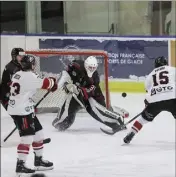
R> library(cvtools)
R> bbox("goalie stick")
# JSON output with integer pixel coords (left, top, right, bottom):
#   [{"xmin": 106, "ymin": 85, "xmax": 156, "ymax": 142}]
[{"xmin": 100, "ymin": 110, "xmax": 143, "ymax": 135}]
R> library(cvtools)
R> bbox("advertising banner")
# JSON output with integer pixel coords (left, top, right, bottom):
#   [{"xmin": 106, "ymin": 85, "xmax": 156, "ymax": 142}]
[{"xmin": 39, "ymin": 38, "xmax": 168, "ymax": 80}]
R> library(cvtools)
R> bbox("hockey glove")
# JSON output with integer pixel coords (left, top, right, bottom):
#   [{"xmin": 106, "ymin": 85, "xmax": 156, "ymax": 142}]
[
  {"xmin": 63, "ymin": 82, "xmax": 80, "ymax": 95},
  {"xmin": 49, "ymin": 77, "xmax": 58, "ymax": 92}
]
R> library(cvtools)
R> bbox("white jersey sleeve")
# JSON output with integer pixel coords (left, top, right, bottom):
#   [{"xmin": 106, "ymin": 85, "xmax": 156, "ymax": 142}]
[
  {"xmin": 145, "ymin": 66, "xmax": 176, "ymax": 103},
  {"xmin": 7, "ymin": 71, "xmax": 55, "ymax": 115},
  {"xmin": 145, "ymin": 73, "xmax": 152, "ymax": 92}
]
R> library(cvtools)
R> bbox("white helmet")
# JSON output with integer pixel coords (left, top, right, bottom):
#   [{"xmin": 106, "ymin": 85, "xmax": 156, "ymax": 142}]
[{"xmin": 84, "ymin": 56, "xmax": 98, "ymax": 77}]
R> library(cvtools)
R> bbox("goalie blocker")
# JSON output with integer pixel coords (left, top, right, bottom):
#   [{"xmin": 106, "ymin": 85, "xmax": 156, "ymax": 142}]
[{"xmin": 52, "ymin": 57, "xmax": 128, "ymax": 132}]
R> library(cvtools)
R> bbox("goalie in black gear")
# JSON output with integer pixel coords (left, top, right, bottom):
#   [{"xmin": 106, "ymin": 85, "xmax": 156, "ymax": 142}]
[{"xmin": 52, "ymin": 56, "xmax": 128, "ymax": 132}]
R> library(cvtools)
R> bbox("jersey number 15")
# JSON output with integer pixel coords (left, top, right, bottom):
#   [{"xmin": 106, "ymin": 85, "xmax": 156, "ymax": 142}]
[{"xmin": 152, "ymin": 71, "xmax": 169, "ymax": 87}]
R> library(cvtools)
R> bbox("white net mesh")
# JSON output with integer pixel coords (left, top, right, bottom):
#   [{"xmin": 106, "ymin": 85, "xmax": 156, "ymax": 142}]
[{"xmin": 25, "ymin": 49, "xmax": 109, "ymax": 113}]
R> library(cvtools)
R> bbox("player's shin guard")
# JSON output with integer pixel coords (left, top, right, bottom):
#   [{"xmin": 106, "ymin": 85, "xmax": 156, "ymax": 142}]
[
  {"xmin": 33, "ymin": 130, "xmax": 44, "ymax": 157},
  {"xmin": 16, "ymin": 136, "xmax": 35, "ymax": 174},
  {"xmin": 17, "ymin": 135, "xmax": 33, "ymax": 161},
  {"xmin": 123, "ymin": 115, "xmax": 149, "ymax": 144},
  {"xmin": 17, "ymin": 144, "xmax": 30, "ymax": 162},
  {"xmin": 32, "ymin": 141, "xmax": 44, "ymax": 157}
]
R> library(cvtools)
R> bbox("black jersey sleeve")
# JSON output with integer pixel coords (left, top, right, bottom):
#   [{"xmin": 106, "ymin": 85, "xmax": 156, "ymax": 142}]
[
  {"xmin": 1, "ymin": 61, "xmax": 21, "ymax": 102},
  {"xmin": 66, "ymin": 60, "xmax": 85, "ymax": 84},
  {"xmin": 1, "ymin": 67, "xmax": 12, "ymax": 99}
]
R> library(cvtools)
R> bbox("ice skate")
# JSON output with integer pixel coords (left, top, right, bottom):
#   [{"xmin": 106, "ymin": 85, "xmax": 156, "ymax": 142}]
[
  {"xmin": 123, "ymin": 132, "xmax": 135, "ymax": 144},
  {"xmin": 16, "ymin": 159, "xmax": 35, "ymax": 176},
  {"xmin": 34, "ymin": 154, "xmax": 53, "ymax": 171}
]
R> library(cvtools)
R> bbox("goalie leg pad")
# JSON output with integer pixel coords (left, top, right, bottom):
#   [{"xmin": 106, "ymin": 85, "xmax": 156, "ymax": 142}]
[
  {"xmin": 112, "ymin": 106, "xmax": 129, "ymax": 118},
  {"xmin": 88, "ymin": 97, "xmax": 120, "ymax": 123},
  {"xmin": 52, "ymin": 95, "xmax": 81, "ymax": 131},
  {"xmin": 56, "ymin": 94, "xmax": 73, "ymax": 123},
  {"xmin": 53, "ymin": 115, "xmax": 76, "ymax": 131}
]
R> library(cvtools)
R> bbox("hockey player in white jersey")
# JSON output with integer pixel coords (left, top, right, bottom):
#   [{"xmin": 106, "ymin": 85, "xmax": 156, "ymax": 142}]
[
  {"xmin": 7, "ymin": 55, "xmax": 58, "ymax": 175},
  {"xmin": 123, "ymin": 56, "xmax": 176, "ymax": 144}
]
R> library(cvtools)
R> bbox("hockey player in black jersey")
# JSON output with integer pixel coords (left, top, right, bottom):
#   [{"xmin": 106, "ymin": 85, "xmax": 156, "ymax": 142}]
[
  {"xmin": 52, "ymin": 56, "xmax": 127, "ymax": 132},
  {"xmin": 0, "ymin": 47, "xmax": 24, "ymax": 109}
]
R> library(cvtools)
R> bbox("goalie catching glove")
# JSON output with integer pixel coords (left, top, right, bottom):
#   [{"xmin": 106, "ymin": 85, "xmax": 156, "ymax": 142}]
[
  {"xmin": 63, "ymin": 82, "xmax": 80, "ymax": 95},
  {"xmin": 63, "ymin": 82, "xmax": 96, "ymax": 101}
]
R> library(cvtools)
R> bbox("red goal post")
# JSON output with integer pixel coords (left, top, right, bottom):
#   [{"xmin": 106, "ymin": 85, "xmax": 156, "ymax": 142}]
[{"xmin": 25, "ymin": 49, "xmax": 110, "ymax": 112}]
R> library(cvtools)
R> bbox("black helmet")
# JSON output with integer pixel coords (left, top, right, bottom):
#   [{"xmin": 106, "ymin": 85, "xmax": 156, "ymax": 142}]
[
  {"xmin": 155, "ymin": 56, "xmax": 168, "ymax": 68},
  {"xmin": 11, "ymin": 48, "xmax": 24, "ymax": 61},
  {"xmin": 20, "ymin": 55, "xmax": 36, "ymax": 71}
]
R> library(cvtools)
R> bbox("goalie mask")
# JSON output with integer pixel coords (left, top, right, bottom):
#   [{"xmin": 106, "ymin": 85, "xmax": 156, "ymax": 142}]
[{"xmin": 84, "ymin": 56, "xmax": 98, "ymax": 78}]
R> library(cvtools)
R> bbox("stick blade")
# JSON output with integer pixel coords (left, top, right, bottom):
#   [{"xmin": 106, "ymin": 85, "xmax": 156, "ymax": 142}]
[
  {"xmin": 43, "ymin": 138, "xmax": 51, "ymax": 144},
  {"xmin": 100, "ymin": 128, "xmax": 117, "ymax": 135},
  {"xmin": 100, "ymin": 126, "xmax": 125, "ymax": 135}
]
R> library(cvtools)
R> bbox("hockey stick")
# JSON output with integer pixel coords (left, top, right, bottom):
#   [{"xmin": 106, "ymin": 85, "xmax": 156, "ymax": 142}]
[
  {"xmin": 3, "ymin": 127, "xmax": 17, "ymax": 142},
  {"xmin": 100, "ymin": 111, "xmax": 143, "ymax": 135},
  {"xmin": 72, "ymin": 93, "xmax": 85, "ymax": 108},
  {"xmin": 3, "ymin": 89, "xmax": 53, "ymax": 142}
]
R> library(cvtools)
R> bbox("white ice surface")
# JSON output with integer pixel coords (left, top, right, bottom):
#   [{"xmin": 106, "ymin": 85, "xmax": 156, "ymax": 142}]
[{"xmin": 1, "ymin": 93, "xmax": 175, "ymax": 177}]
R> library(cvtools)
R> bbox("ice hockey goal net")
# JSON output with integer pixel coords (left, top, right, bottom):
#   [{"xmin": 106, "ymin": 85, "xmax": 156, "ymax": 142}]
[{"xmin": 25, "ymin": 49, "xmax": 110, "ymax": 113}]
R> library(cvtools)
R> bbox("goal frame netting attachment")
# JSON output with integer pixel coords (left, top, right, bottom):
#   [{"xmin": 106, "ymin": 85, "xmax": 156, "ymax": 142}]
[{"xmin": 25, "ymin": 49, "xmax": 110, "ymax": 111}]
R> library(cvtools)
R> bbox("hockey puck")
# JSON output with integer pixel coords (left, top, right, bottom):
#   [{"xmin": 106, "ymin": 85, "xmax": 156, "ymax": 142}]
[
  {"xmin": 43, "ymin": 138, "xmax": 51, "ymax": 144},
  {"xmin": 122, "ymin": 92, "xmax": 127, "ymax": 97}
]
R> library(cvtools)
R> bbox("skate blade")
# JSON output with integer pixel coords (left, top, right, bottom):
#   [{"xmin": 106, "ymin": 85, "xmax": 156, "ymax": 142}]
[
  {"xmin": 35, "ymin": 166, "xmax": 54, "ymax": 171},
  {"xmin": 121, "ymin": 143, "xmax": 130, "ymax": 146}
]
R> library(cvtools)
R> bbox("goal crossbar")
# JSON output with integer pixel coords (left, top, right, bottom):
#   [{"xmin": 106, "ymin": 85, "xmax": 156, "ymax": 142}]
[{"xmin": 25, "ymin": 49, "xmax": 110, "ymax": 108}]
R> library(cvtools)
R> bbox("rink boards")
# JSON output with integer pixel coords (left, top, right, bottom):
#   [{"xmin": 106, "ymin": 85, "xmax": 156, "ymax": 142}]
[{"xmin": 1, "ymin": 35, "xmax": 175, "ymax": 93}]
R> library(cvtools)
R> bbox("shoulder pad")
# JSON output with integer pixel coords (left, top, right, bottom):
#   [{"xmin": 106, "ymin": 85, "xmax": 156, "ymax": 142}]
[{"xmin": 69, "ymin": 61, "xmax": 81, "ymax": 69}]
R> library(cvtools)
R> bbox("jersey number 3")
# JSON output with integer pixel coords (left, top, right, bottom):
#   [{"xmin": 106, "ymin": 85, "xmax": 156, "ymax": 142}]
[
  {"xmin": 152, "ymin": 71, "xmax": 169, "ymax": 86},
  {"xmin": 11, "ymin": 83, "xmax": 21, "ymax": 96}
]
